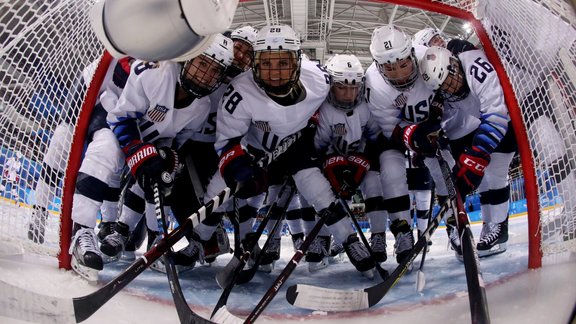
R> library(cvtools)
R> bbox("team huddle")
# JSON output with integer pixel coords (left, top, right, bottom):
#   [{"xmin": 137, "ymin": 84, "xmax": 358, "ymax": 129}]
[{"xmin": 28, "ymin": 23, "xmax": 516, "ymax": 284}]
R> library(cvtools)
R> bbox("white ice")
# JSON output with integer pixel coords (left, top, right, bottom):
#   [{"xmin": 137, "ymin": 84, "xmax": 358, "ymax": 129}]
[{"xmin": 0, "ymin": 215, "xmax": 575, "ymax": 324}]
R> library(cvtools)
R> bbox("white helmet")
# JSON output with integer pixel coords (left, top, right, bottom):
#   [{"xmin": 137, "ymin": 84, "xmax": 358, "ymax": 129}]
[
  {"xmin": 231, "ymin": 26, "xmax": 259, "ymax": 46},
  {"xmin": 227, "ymin": 26, "xmax": 259, "ymax": 77},
  {"xmin": 413, "ymin": 28, "xmax": 442, "ymax": 47},
  {"xmin": 252, "ymin": 25, "xmax": 302, "ymax": 96},
  {"xmin": 180, "ymin": 34, "xmax": 234, "ymax": 97},
  {"xmin": 253, "ymin": 25, "xmax": 301, "ymax": 52},
  {"xmin": 90, "ymin": 0, "xmax": 238, "ymax": 62},
  {"xmin": 369, "ymin": 25, "xmax": 418, "ymax": 91},
  {"xmin": 419, "ymin": 46, "xmax": 454, "ymax": 91},
  {"xmin": 326, "ymin": 54, "xmax": 365, "ymax": 112},
  {"xmin": 420, "ymin": 46, "xmax": 469, "ymax": 101}
]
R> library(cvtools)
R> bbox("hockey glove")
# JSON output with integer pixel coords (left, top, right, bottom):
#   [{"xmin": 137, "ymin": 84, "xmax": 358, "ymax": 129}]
[
  {"xmin": 124, "ymin": 142, "xmax": 178, "ymax": 199},
  {"xmin": 323, "ymin": 154, "xmax": 369, "ymax": 200},
  {"xmin": 454, "ymin": 146, "xmax": 490, "ymax": 197},
  {"xmin": 219, "ymin": 144, "xmax": 268, "ymax": 199},
  {"xmin": 399, "ymin": 122, "xmax": 442, "ymax": 157}
]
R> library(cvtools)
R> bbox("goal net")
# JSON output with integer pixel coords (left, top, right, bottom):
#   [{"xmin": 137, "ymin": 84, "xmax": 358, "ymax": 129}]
[{"xmin": 0, "ymin": 0, "xmax": 574, "ymax": 270}]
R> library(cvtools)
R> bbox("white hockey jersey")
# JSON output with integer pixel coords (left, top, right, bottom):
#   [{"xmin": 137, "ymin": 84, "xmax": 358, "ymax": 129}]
[
  {"xmin": 441, "ymin": 49, "xmax": 510, "ymax": 146},
  {"xmin": 314, "ymin": 100, "xmax": 380, "ymax": 156},
  {"xmin": 215, "ymin": 59, "xmax": 330, "ymax": 155},
  {"xmin": 107, "ymin": 60, "xmax": 211, "ymax": 147},
  {"xmin": 365, "ymin": 45, "xmax": 436, "ymax": 139}
]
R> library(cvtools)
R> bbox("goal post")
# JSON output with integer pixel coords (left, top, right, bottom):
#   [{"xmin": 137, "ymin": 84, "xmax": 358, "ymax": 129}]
[{"xmin": 0, "ymin": 0, "xmax": 574, "ymax": 272}]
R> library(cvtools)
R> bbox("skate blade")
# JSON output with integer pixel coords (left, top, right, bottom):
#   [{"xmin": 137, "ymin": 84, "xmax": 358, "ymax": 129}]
[
  {"xmin": 120, "ymin": 251, "xmax": 136, "ymax": 262},
  {"xmin": 258, "ymin": 262, "xmax": 275, "ymax": 273},
  {"xmin": 478, "ymin": 242, "xmax": 507, "ymax": 258},
  {"xmin": 71, "ymin": 258, "xmax": 99, "ymax": 283},
  {"xmin": 308, "ymin": 259, "xmax": 329, "ymax": 273},
  {"xmin": 361, "ymin": 268, "xmax": 375, "ymax": 280},
  {"xmin": 102, "ymin": 254, "xmax": 119, "ymax": 264}
]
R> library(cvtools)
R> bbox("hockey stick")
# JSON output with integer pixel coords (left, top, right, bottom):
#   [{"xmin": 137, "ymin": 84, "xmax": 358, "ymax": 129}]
[
  {"xmin": 210, "ymin": 181, "xmax": 295, "ymax": 321},
  {"xmin": 435, "ymin": 146, "xmax": 490, "ymax": 324},
  {"xmin": 284, "ymin": 195, "xmax": 452, "ymax": 312},
  {"xmin": 153, "ymin": 183, "xmax": 215, "ymax": 324},
  {"xmin": 338, "ymin": 198, "xmax": 389, "ymax": 280},
  {"xmin": 215, "ymin": 178, "xmax": 294, "ymax": 289},
  {"xmin": 416, "ymin": 186, "xmax": 435, "ymax": 293},
  {"xmin": 212, "ymin": 198, "xmax": 342, "ymax": 324},
  {"xmin": 0, "ymin": 187, "xmax": 232, "ymax": 323},
  {"xmin": 234, "ymin": 188, "xmax": 294, "ymax": 284}
]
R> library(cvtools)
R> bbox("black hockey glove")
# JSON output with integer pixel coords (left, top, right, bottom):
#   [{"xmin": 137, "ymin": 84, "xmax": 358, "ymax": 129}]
[
  {"xmin": 219, "ymin": 143, "xmax": 268, "ymax": 199},
  {"xmin": 124, "ymin": 142, "xmax": 178, "ymax": 199},
  {"xmin": 395, "ymin": 121, "xmax": 443, "ymax": 157},
  {"xmin": 323, "ymin": 154, "xmax": 370, "ymax": 200}
]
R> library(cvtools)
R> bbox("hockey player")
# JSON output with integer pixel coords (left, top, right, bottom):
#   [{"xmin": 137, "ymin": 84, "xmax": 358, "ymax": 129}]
[
  {"xmin": 314, "ymin": 54, "xmax": 388, "ymax": 268},
  {"xmin": 27, "ymin": 57, "xmax": 132, "ymax": 255},
  {"xmin": 413, "ymin": 27, "xmax": 446, "ymax": 48},
  {"xmin": 418, "ymin": 46, "xmax": 517, "ymax": 257},
  {"xmin": 97, "ymin": 35, "xmax": 234, "ymax": 274},
  {"xmin": 215, "ymin": 25, "xmax": 375, "ymax": 278},
  {"xmin": 1, "ymin": 150, "xmax": 23, "ymax": 203},
  {"xmin": 168, "ymin": 26, "xmax": 262, "ymax": 268},
  {"xmin": 364, "ymin": 24, "xmax": 441, "ymax": 264}
]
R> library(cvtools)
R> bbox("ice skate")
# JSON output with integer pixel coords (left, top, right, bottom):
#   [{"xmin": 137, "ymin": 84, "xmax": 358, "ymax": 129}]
[
  {"xmin": 69, "ymin": 226, "xmax": 103, "ymax": 283},
  {"xmin": 99, "ymin": 222, "xmax": 129, "ymax": 258},
  {"xmin": 306, "ymin": 235, "xmax": 329, "ymax": 272},
  {"xmin": 97, "ymin": 221, "xmax": 115, "ymax": 242},
  {"xmin": 390, "ymin": 219, "xmax": 415, "ymax": 265},
  {"xmin": 369, "ymin": 232, "xmax": 387, "ymax": 263},
  {"xmin": 27, "ymin": 205, "xmax": 48, "ymax": 244},
  {"xmin": 477, "ymin": 219, "xmax": 508, "ymax": 257},
  {"xmin": 343, "ymin": 234, "xmax": 375, "ymax": 279},
  {"xmin": 259, "ymin": 237, "xmax": 280, "ymax": 273},
  {"xmin": 445, "ymin": 215, "xmax": 463, "ymax": 261}
]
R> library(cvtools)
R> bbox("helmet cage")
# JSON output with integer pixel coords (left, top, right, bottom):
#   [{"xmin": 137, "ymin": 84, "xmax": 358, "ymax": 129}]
[
  {"xmin": 227, "ymin": 38, "xmax": 254, "ymax": 78},
  {"xmin": 440, "ymin": 57, "xmax": 470, "ymax": 102},
  {"xmin": 328, "ymin": 81, "xmax": 365, "ymax": 112},
  {"xmin": 252, "ymin": 49, "xmax": 302, "ymax": 96},
  {"xmin": 375, "ymin": 49, "xmax": 419, "ymax": 91},
  {"xmin": 180, "ymin": 54, "xmax": 227, "ymax": 97}
]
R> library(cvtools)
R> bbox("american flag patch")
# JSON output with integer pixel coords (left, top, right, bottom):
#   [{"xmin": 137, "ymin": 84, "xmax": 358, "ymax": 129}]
[
  {"xmin": 332, "ymin": 123, "xmax": 347, "ymax": 136},
  {"xmin": 254, "ymin": 120, "xmax": 271, "ymax": 132},
  {"xmin": 147, "ymin": 105, "xmax": 168, "ymax": 122},
  {"xmin": 394, "ymin": 94, "xmax": 408, "ymax": 108}
]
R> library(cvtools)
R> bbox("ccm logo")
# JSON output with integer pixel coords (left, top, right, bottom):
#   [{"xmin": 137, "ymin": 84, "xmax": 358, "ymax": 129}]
[{"xmin": 462, "ymin": 157, "xmax": 486, "ymax": 173}]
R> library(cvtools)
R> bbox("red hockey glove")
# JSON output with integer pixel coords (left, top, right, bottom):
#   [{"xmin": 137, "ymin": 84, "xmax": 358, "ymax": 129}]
[
  {"xmin": 454, "ymin": 146, "xmax": 490, "ymax": 197},
  {"xmin": 323, "ymin": 154, "xmax": 369, "ymax": 200},
  {"xmin": 400, "ymin": 122, "xmax": 442, "ymax": 157},
  {"xmin": 124, "ymin": 142, "xmax": 177, "ymax": 198},
  {"xmin": 219, "ymin": 144, "xmax": 267, "ymax": 199}
]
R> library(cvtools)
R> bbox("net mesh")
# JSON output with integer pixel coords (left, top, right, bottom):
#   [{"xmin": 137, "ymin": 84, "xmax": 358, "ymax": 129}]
[
  {"xmin": 0, "ymin": 0, "xmax": 574, "ymax": 268},
  {"xmin": 0, "ymin": 0, "xmax": 103, "ymax": 258}
]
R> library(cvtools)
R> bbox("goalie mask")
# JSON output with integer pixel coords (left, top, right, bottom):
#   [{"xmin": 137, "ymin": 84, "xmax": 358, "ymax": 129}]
[
  {"xmin": 326, "ymin": 54, "xmax": 365, "ymax": 112},
  {"xmin": 370, "ymin": 25, "xmax": 418, "ymax": 91},
  {"xmin": 419, "ymin": 46, "xmax": 470, "ymax": 102},
  {"xmin": 180, "ymin": 34, "xmax": 234, "ymax": 98},
  {"xmin": 252, "ymin": 25, "xmax": 302, "ymax": 97},
  {"xmin": 228, "ymin": 26, "xmax": 259, "ymax": 78}
]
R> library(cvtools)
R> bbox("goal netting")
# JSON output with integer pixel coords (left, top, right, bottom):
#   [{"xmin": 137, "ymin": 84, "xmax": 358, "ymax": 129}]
[{"xmin": 0, "ymin": 0, "xmax": 574, "ymax": 270}]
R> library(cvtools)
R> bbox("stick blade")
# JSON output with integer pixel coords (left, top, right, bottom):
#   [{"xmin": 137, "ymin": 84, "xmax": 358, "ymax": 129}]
[
  {"xmin": 215, "ymin": 257, "xmax": 241, "ymax": 289},
  {"xmin": 416, "ymin": 270, "xmax": 426, "ymax": 293},
  {"xmin": 0, "ymin": 280, "xmax": 75, "ymax": 323}
]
